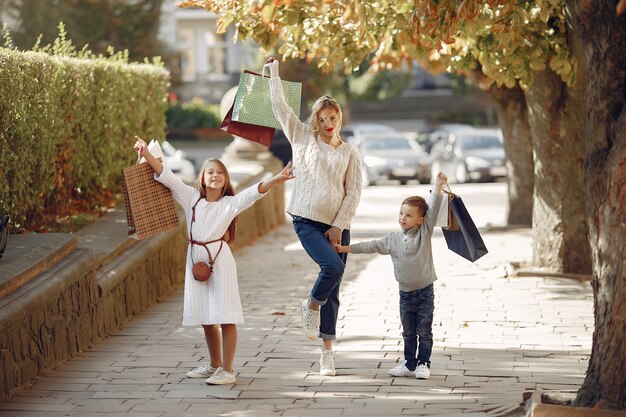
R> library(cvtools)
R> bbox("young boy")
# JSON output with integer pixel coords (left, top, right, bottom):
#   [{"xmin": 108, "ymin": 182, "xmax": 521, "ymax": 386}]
[{"xmin": 334, "ymin": 172, "xmax": 447, "ymax": 379}]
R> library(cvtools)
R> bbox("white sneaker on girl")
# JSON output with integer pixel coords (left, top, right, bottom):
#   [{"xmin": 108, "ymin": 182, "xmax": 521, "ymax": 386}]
[
  {"xmin": 186, "ymin": 362, "xmax": 218, "ymax": 378},
  {"xmin": 205, "ymin": 367, "xmax": 236, "ymax": 385}
]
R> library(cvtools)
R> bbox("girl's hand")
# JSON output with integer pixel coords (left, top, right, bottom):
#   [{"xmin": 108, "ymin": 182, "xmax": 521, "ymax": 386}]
[
  {"xmin": 273, "ymin": 161, "xmax": 295, "ymax": 184},
  {"xmin": 258, "ymin": 162, "xmax": 295, "ymax": 193},
  {"xmin": 263, "ymin": 57, "xmax": 279, "ymax": 78},
  {"xmin": 133, "ymin": 136, "xmax": 147, "ymax": 156}
]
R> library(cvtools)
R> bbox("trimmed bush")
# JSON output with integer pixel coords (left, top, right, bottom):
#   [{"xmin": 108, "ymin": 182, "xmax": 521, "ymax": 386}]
[
  {"xmin": 166, "ymin": 99, "xmax": 221, "ymax": 129},
  {"xmin": 0, "ymin": 29, "xmax": 170, "ymax": 232}
]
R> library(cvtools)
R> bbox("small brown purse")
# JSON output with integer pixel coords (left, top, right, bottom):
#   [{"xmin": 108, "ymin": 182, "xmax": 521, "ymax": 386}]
[{"xmin": 189, "ymin": 197, "xmax": 224, "ymax": 282}]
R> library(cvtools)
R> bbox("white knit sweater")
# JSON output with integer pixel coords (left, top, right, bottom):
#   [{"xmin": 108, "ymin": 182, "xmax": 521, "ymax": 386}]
[{"xmin": 269, "ymin": 77, "xmax": 362, "ymax": 230}]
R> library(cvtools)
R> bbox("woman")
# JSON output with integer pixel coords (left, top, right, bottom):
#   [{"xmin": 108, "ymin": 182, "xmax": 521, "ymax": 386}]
[{"xmin": 265, "ymin": 57, "xmax": 362, "ymax": 376}]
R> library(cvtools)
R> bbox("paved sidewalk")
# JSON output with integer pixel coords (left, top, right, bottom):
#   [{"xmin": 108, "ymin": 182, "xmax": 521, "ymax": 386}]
[{"xmin": 0, "ymin": 184, "xmax": 593, "ymax": 417}]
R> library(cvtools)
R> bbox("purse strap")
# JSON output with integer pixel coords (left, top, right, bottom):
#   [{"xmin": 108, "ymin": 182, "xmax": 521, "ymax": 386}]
[{"xmin": 189, "ymin": 196, "xmax": 224, "ymax": 267}]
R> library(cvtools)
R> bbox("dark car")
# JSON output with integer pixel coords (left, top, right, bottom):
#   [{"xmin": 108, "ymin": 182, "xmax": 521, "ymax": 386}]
[
  {"xmin": 358, "ymin": 133, "xmax": 431, "ymax": 186},
  {"xmin": 429, "ymin": 128, "xmax": 506, "ymax": 183},
  {"xmin": 269, "ymin": 130, "xmax": 292, "ymax": 166}
]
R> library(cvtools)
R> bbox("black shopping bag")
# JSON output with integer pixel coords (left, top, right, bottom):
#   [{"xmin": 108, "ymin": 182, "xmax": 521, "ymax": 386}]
[{"xmin": 442, "ymin": 193, "xmax": 488, "ymax": 262}]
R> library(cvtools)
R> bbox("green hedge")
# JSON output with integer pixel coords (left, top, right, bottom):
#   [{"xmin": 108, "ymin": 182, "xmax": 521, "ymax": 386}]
[
  {"xmin": 0, "ymin": 46, "xmax": 170, "ymax": 231},
  {"xmin": 166, "ymin": 99, "xmax": 221, "ymax": 129}
]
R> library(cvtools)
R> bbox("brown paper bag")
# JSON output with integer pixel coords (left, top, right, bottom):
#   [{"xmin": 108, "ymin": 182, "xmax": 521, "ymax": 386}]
[{"xmin": 121, "ymin": 158, "xmax": 179, "ymax": 239}]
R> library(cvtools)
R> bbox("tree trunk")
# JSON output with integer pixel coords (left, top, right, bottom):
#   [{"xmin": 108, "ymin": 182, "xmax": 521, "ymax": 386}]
[
  {"xmin": 525, "ymin": 67, "xmax": 591, "ymax": 274},
  {"xmin": 487, "ymin": 84, "xmax": 533, "ymax": 226},
  {"xmin": 567, "ymin": 0, "xmax": 626, "ymax": 409}
]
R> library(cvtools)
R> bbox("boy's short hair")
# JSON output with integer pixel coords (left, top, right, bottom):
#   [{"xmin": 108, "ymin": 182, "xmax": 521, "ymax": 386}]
[{"xmin": 402, "ymin": 196, "xmax": 428, "ymax": 217}]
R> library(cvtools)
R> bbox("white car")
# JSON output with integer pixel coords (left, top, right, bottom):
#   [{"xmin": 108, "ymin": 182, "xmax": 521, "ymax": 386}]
[
  {"xmin": 358, "ymin": 133, "xmax": 431, "ymax": 186},
  {"xmin": 341, "ymin": 123, "xmax": 398, "ymax": 145},
  {"xmin": 162, "ymin": 141, "xmax": 196, "ymax": 184}
]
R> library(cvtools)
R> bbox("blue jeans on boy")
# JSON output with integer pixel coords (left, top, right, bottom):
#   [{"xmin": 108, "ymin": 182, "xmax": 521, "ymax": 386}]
[
  {"xmin": 399, "ymin": 283, "xmax": 435, "ymax": 371},
  {"xmin": 292, "ymin": 216, "xmax": 350, "ymax": 340}
]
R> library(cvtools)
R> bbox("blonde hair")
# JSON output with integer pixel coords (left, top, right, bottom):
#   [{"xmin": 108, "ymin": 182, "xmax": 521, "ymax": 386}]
[
  {"xmin": 307, "ymin": 95, "xmax": 343, "ymax": 137},
  {"xmin": 195, "ymin": 159, "xmax": 237, "ymax": 243}
]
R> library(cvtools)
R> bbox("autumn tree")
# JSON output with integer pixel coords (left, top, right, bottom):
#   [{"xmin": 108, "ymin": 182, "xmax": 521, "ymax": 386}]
[{"xmin": 179, "ymin": 0, "xmax": 625, "ymax": 409}]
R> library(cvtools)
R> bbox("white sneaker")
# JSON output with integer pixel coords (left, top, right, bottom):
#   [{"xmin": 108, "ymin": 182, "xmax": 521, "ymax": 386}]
[
  {"xmin": 320, "ymin": 349, "xmax": 336, "ymax": 376},
  {"xmin": 388, "ymin": 362, "xmax": 415, "ymax": 377},
  {"xmin": 415, "ymin": 363, "xmax": 431, "ymax": 380},
  {"xmin": 301, "ymin": 299, "xmax": 320, "ymax": 340},
  {"xmin": 186, "ymin": 362, "xmax": 218, "ymax": 378},
  {"xmin": 205, "ymin": 367, "xmax": 236, "ymax": 385}
]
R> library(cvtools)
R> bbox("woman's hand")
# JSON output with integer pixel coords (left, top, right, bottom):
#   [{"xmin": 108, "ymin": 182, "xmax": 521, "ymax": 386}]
[
  {"xmin": 263, "ymin": 57, "xmax": 280, "ymax": 78},
  {"xmin": 324, "ymin": 226, "xmax": 342, "ymax": 246},
  {"xmin": 133, "ymin": 136, "xmax": 147, "ymax": 156}
]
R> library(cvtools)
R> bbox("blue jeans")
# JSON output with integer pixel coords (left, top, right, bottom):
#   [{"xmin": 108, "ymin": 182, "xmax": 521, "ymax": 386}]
[
  {"xmin": 292, "ymin": 216, "xmax": 350, "ymax": 340},
  {"xmin": 399, "ymin": 283, "xmax": 435, "ymax": 371}
]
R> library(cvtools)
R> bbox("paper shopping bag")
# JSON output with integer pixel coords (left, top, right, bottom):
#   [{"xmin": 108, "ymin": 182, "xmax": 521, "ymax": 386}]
[
  {"xmin": 434, "ymin": 191, "xmax": 449, "ymax": 228},
  {"xmin": 122, "ymin": 158, "xmax": 179, "ymax": 239},
  {"xmin": 442, "ymin": 192, "xmax": 488, "ymax": 262},
  {"xmin": 220, "ymin": 100, "xmax": 276, "ymax": 147},
  {"xmin": 231, "ymin": 70, "xmax": 302, "ymax": 130}
]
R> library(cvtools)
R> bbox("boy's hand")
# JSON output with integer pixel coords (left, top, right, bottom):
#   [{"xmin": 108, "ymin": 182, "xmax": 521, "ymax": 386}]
[
  {"xmin": 436, "ymin": 171, "xmax": 448, "ymax": 192},
  {"xmin": 334, "ymin": 243, "xmax": 351, "ymax": 253}
]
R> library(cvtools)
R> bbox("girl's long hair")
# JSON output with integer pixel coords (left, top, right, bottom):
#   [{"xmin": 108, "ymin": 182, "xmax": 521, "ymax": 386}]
[
  {"xmin": 307, "ymin": 95, "xmax": 343, "ymax": 138},
  {"xmin": 195, "ymin": 159, "xmax": 237, "ymax": 243}
]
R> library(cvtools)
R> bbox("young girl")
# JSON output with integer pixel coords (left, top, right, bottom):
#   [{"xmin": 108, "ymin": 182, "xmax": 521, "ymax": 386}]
[
  {"xmin": 133, "ymin": 136, "xmax": 294, "ymax": 385},
  {"xmin": 264, "ymin": 57, "xmax": 362, "ymax": 376}
]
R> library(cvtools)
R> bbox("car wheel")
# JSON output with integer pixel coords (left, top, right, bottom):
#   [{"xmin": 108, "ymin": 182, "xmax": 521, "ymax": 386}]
[
  {"xmin": 455, "ymin": 162, "xmax": 470, "ymax": 184},
  {"xmin": 399, "ymin": 179, "xmax": 408, "ymax": 186}
]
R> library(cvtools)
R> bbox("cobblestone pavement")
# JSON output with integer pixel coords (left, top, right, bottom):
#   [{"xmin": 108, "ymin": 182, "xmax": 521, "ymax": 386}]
[{"xmin": 0, "ymin": 183, "xmax": 593, "ymax": 417}]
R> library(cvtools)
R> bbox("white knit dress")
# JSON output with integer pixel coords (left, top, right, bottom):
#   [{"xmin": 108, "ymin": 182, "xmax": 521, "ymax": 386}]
[{"xmin": 156, "ymin": 166, "xmax": 266, "ymax": 326}]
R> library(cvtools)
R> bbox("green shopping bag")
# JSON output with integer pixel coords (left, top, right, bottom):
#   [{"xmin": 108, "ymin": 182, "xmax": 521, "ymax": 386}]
[{"xmin": 232, "ymin": 70, "xmax": 302, "ymax": 130}]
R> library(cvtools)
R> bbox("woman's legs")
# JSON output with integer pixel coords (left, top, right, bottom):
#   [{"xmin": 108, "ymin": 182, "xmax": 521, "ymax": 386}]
[
  {"xmin": 203, "ymin": 324, "xmax": 222, "ymax": 368},
  {"xmin": 294, "ymin": 219, "xmax": 347, "ymax": 309},
  {"xmin": 221, "ymin": 324, "xmax": 237, "ymax": 373}
]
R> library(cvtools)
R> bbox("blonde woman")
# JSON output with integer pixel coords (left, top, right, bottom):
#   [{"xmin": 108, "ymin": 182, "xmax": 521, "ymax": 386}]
[{"xmin": 264, "ymin": 57, "xmax": 362, "ymax": 376}]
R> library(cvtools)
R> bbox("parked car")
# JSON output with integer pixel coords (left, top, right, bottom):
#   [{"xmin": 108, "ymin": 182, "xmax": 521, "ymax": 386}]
[
  {"xmin": 358, "ymin": 133, "xmax": 431, "ymax": 186},
  {"xmin": 429, "ymin": 128, "xmax": 506, "ymax": 183},
  {"xmin": 417, "ymin": 123, "xmax": 475, "ymax": 153},
  {"xmin": 341, "ymin": 123, "xmax": 398, "ymax": 145},
  {"xmin": 162, "ymin": 141, "xmax": 197, "ymax": 184}
]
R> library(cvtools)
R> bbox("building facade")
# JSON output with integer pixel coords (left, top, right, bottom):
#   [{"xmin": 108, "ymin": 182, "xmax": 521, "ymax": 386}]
[{"xmin": 159, "ymin": 4, "xmax": 258, "ymax": 103}]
